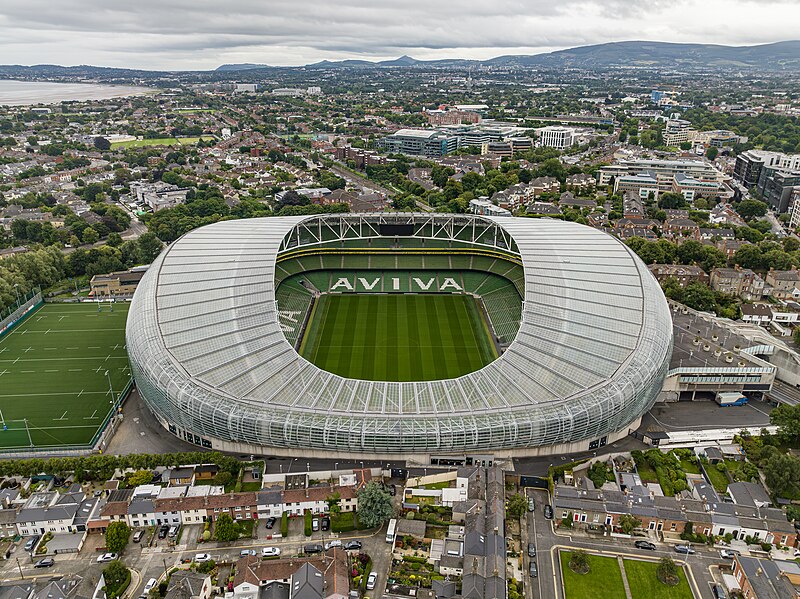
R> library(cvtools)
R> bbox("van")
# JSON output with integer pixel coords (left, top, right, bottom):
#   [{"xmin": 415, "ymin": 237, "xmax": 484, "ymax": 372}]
[
  {"xmin": 168, "ymin": 525, "xmax": 179, "ymax": 538},
  {"xmin": 133, "ymin": 530, "xmax": 145, "ymax": 543}
]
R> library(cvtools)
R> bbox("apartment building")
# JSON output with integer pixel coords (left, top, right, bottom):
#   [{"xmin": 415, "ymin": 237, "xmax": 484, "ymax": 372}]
[
  {"xmin": 710, "ymin": 267, "xmax": 766, "ymax": 300},
  {"xmin": 536, "ymin": 126, "xmax": 575, "ymax": 150},
  {"xmin": 378, "ymin": 129, "xmax": 459, "ymax": 157},
  {"xmin": 647, "ymin": 264, "xmax": 708, "ymax": 287}
]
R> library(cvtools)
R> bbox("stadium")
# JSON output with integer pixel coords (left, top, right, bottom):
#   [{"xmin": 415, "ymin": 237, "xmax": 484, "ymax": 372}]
[{"xmin": 126, "ymin": 213, "xmax": 673, "ymax": 460}]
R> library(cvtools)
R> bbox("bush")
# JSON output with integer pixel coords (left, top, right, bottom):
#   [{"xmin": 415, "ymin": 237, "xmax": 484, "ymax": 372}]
[
  {"xmin": 761, "ymin": 542, "xmax": 772, "ymax": 552},
  {"xmin": 103, "ymin": 561, "xmax": 131, "ymax": 599},
  {"xmin": 280, "ymin": 512, "xmax": 289, "ymax": 537},
  {"xmin": 568, "ymin": 550, "xmax": 589, "ymax": 575},
  {"xmin": 196, "ymin": 559, "xmax": 216, "ymax": 574},
  {"xmin": 656, "ymin": 557, "xmax": 680, "ymax": 586}
]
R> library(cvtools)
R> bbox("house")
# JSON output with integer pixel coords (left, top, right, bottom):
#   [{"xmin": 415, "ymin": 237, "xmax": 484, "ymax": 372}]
[
  {"xmin": 282, "ymin": 486, "xmax": 357, "ymax": 517},
  {"xmin": 699, "ymin": 228, "xmax": 735, "ymax": 241},
  {"xmin": 766, "ymin": 269, "xmax": 800, "ymax": 300},
  {"xmin": 663, "ymin": 218, "xmax": 700, "ymax": 241},
  {"xmin": 165, "ymin": 571, "xmax": 212, "ymax": 599},
  {"xmin": 89, "ymin": 268, "xmax": 147, "ymax": 298},
  {"xmin": 710, "ymin": 267, "xmax": 766, "ymax": 301},
  {"xmin": 647, "ymin": 264, "xmax": 707, "ymax": 287},
  {"xmin": 558, "ymin": 192, "xmax": 596, "ymax": 209},
  {"xmin": 16, "ymin": 491, "xmax": 86, "ymax": 536},
  {"xmin": 396, "ymin": 518, "xmax": 427, "ymax": 540},
  {"xmin": 732, "ymin": 554, "xmax": 800, "ymax": 598},
  {"xmin": 193, "ymin": 465, "xmax": 219, "ymax": 481},
  {"xmin": 169, "ymin": 468, "xmax": 195, "ymax": 486},
  {"xmin": 565, "ymin": 173, "xmax": 596, "ymax": 193},
  {"xmin": 525, "ymin": 202, "xmax": 561, "ymax": 216},
  {"xmin": 233, "ymin": 550, "xmax": 349, "ymax": 599},
  {"xmin": 740, "ymin": 303, "xmax": 773, "ymax": 324}
]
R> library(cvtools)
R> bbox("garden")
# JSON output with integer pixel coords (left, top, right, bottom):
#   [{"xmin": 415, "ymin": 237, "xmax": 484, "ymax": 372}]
[
  {"xmin": 350, "ymin": 553, "xmax": 373, "ymax": 591},
  {"xmin": 388, "ymin": 555, "xmax": 443, "ymax": 588}
]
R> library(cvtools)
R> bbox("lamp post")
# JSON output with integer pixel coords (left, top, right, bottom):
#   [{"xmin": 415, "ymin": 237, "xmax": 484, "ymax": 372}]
[
  {"xmin": 16, "ymin": 557, "xmax": 23, "ymax": 580},
  {"xmin": 13, "ymin": 284, "xmax": 20, "ymax": 306}
]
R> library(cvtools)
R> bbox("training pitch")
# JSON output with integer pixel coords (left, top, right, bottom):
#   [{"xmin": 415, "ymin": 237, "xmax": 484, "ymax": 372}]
[
  {"xmin": 0, "ymin": 303, "xmax": 130, "ymax": 449},
  {"xmin": 299, "ymin": 294, "xmax": 497, "ymax": 382}
]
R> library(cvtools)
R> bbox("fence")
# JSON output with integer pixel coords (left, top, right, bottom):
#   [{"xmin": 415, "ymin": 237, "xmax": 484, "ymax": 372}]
[{"xmin": 0, "ymin": 290, "xmax": 42, "ymax": 340}]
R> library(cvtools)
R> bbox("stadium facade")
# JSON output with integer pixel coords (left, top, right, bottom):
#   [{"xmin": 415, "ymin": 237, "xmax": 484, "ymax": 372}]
[{"xmin": 126, "ymin": 213, "xmax": 673, "ymax": 461}]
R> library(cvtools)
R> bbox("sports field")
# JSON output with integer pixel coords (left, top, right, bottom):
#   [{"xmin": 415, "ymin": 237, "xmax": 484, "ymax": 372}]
[
  {"xmin": 110, "ymin": 136, "xmax": 215, "ymax": 148},
  {"xmin": 0, "ymin": 303, "xmax": 130, "ymax": 449},
  {"xmin": 299, "ymin": 294, "xmax": 497, "ymax": 381}
]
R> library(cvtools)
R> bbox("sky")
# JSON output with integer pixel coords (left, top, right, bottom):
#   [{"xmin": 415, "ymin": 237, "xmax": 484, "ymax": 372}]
[{"xmin": 0, "ymin": 0, "xmax": 799, "ymax": 70}]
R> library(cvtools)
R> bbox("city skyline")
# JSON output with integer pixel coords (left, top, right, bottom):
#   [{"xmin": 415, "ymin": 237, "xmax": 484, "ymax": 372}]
[{"xmin": 0, "ymin": 0, "xmax": 799, "ymax": 70}]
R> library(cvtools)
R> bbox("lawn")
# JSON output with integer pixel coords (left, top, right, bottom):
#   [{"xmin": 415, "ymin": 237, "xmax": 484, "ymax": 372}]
[
  {"xmin": 634, "ymin": 459, "xmax": 659, "ymax": 484},
  {"xmin": 624, "ymin": 559, "xmax": 693, "ymax": 599},
  {"xmin": 0, "ymin": 302, "xmax": 130, "ymax": 448},
  {"xmin": 422, "ymin": 481, "xmax": 452, "ymax": 490},
  {"xmin": 299, "ymin": 293, "xmax": 497, "ymax": 381},
  {"xmin": 704, "ymin": 462, "xmax": 731, "ymax": 493},
  {"xmin": 111, "ymin": 136, "xmax": 214, "ymax": 148},
  {"xmin": 560, "ymin": 552, "xmax": 627, "ymax": 599}
]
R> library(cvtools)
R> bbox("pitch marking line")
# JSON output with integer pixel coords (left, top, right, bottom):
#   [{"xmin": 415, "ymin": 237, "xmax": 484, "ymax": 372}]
[
  {"xmin": 53, "ymin": 411, "xmax": 68, "ymax": 421},
  {"xmin": 0, "ymin": 391, "xmax": 113, "ymax": 398},
  {"xmin": 0, "ymin": 369, "xmax": 7, "ymax": 378},
  {"xmin": 84, "ymin": 410, "xmax": 98, "ymax": 420}
]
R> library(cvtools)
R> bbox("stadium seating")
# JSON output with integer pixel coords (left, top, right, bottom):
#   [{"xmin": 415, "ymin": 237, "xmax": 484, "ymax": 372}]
[{"xmin": 275, "ymin": 284, "xmax": 314, "ymax": 347}]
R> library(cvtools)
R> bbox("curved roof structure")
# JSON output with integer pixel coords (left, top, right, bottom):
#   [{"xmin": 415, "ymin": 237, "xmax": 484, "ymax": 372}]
[{"xmin": 126, "ymin": 213, "xmax": 673, "ymax": 454}]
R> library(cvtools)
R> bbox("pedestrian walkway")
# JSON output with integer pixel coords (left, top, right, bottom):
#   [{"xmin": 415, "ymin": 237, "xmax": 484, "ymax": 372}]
[{"xmin": 617, "ymin": 556, "xmax": 633, "ymax": 599}]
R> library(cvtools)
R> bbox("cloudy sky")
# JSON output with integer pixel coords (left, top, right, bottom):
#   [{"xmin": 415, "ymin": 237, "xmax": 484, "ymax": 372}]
[{"xmin": 0, "ymin": 0, "xmax": 798, "ymax": 70}]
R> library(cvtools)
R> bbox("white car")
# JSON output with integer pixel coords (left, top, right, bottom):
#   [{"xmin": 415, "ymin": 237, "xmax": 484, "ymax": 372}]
[
  {"xmin": 194, "ymin": 553, "xmax": 212, "ymax": 563},
  {"xmin": 325, "ymin": 540, "xmax": 342, "ymax": 550},
  {"xmin": 261, "ymin": 547, "xmax": 281, "ymax": 558},
  {"xmin": 143, "ymin": 578, "xmax": 158, "ymax": 595},
  {"xmin": 97, "ymin": 552, "xmax": 118, "ymax": 563},
  {"xmin": 366, "ymin": 572, "xmax": 377, "ymax": 591},
  {"xmin": 720, "ymin": 549, "xmax": 736, "ymax": 559}
]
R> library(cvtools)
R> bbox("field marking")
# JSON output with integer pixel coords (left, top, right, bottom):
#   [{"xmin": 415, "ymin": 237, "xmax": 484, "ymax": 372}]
[
  {"xmin": 68, "ymin": 369, "xmax": 82, "ymax": 372},
  {"xmin": 0, "ymin": 390, "xmax": 110, "ymax": 398},
  {"xmin": 84, "ymin": 410, "xmax": 98, "ymax": 420},
  {"xmin": 23, "ymin": 347, "xmax": 33, "ymax": 353},
  {"xmin": 0, "ymin": 356, "xmax": 129, "ymax": 363},
  {"xmin": 78, "ymin": 389, "xmax": 84, "ymax": 398},
  {"xmin": 0, "ymin": 369, "xmax": 7, "ymax": 378},
  {"xmin": 0, "ymin": 348, "xmax": 8, "ymax": 355},
  {"xmin": 53, "ymin": 411, "xmax": 69, "ymax": 421}
]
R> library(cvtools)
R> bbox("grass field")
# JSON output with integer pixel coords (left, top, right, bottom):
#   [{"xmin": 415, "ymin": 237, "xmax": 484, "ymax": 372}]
[
  {"xmin": 560, "ymin": 552, "xmax": 627, "ymax": 599},
  {"xmin": 110, "ymin": 136, "xmax": 214, "ymax": 148},
  {"xmin": 0, "ymin": 303, "xmax": 130, "ymax": 449},
  {"xmin": 624, "ymin": 560, "xmax": 693, "ymax": 599},
  {"xmin": 299, "ymin": 294, "xmax": 496, "ymax": 381}
]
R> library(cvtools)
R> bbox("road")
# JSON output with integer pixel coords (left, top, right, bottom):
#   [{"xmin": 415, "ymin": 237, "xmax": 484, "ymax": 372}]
[
  {"xmin": 522, "ymin": 488, "xmax": 723, "ymax": 598},
  {"xmin": 328, "ymin": 162, "xmax": 393, "ymax": 197}
]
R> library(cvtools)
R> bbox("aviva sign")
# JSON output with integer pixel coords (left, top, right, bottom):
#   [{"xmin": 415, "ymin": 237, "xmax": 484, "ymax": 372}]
[{"xmin": 323, "ymin": 273, "xmax": 465, "ymax": 293}]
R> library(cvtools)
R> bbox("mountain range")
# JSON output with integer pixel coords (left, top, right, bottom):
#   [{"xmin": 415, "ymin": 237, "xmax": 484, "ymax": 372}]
[
  {"xmin": 1, "ymin": 40, "xmax": 799, "ymax": 79},
  {"xmin": 217, "ymin": 40, "xmax": 800, "ymax": 71}
]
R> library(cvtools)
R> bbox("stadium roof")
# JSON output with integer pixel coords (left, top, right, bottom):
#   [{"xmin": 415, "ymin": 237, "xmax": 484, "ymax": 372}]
[{"xmin": 127, "ymin": 213, "xmax": 673, "ymax": 454}]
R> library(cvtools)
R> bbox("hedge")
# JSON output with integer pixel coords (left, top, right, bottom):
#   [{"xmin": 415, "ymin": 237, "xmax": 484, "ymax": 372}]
[
  {"xmin": 280, "ymin": 512, "xmax": 289, "ymax": 537},
  {"xmin": 304, "ymin": 510, "xmax": 313, "ymax": 537}
]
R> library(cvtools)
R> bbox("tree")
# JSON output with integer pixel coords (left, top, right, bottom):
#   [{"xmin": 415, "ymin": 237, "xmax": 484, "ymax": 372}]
[
  {"xmin": 213, "ymin": 512, "xmax": 240, "ymax": 542},
  {"xmin": 103, "ymin": 560, "xmax": 130, "ymax": 599},
  {"xmin": 82, "ymin": 226, "xmax": 99, "ymax": 245},
  {"xmin": 213, "ymin": 471, "xmax": 233, "ymax": 486},
  {"xmin": 127, "ymin": 470, "xmax": 153, "ymax": 486},
  {"xmin": 137, "ymin": 232, "xmax": 163, "ymax": 263},
  {"xmin": 94, "ymin": 137, "xmax": 112, "ymax": 151},
  {"xmin": 506, "ymin": 494, "xmax": 527, "ymax": 520},
  {"xmin": 737, "ymin": 199, "xmax": 768, "ymax": 221},
  {"xmin": 706, "ymin": 147, "xmax": 719, "ymax": 160},
  {"xmin": 568, "ymin": 550, "xmax": 589, "ymax": 574},
  {"xmin": 618, "ymin": 514, "xmax": 642, "ymax": 534},
  {"xmin": 105, "ymin": 521, "xmax": 131, "ymax": 554},
  {"xmin": 771, "ymin": 404, "xmax": 800, "ymax": 441},
  {"xmin": 357, "ymin": 480, "xmax": 393, "ymax": 528},
  {"xmin": 656, "ymin": 557, "xmax": 680, "ymax": 586},
  {"xmin": 658, "ymin": 192, "xmax": 687, "ymax": 210},
  {"xmin": 764, "ymin": 452, "xmax": 800, "ymax": 498},
  {"xmin": 326, "ymin": 492, "xmax": 342, "ymax": 518}
]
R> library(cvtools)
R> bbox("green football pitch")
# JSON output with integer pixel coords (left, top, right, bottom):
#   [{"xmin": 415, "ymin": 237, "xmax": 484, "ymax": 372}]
[
  {"xmin": 299, "ymin": 294, "xmax": 497, "ymax": 381},
  {"xmin": 0, "ymin": 303, "xmax": 130, "ymax": 449}
]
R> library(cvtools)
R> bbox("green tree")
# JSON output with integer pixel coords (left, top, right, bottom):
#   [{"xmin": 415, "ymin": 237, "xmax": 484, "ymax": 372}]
[
  {"xmin": 706, "ymin": 147, "xmax": 719, "ymax": 160},
  {"xmin": 737, "ymin": 199, "xmax": 768, "ymax": 221},
  {"xmin": 326, "ymin": 492, "xmax": 342, "ymax": 517},
  {"xmin": 506, "ymin": 493, "xmax": 527, "ymax": 520},
  {"xmin": 82, "ymin": 226, "xmax": 99, "ymax": 245},
  {"xmin": 213, "ymin": 471, "xmax": 233, "ymax": 486},
  {"xmin": 771, "ymin": 404, "xmax": 800, "ymax": 441},
  {"xmin": 213, "ymin": 512, "xmax": 240, "ymax": 542},
  {"xmin": 568, "ymin": 550, "xmax": 589, "ymax": 574},
  {"xmin": 656, "ymin": 557, "xmax": 680, "ymax": 586},
  {"xmin": 105, "ymin": 521, "xmax": 131, "ymax": 554},
  {"xmin": 103, "ymin": 560, "xmax": 130, "ymax": 599},
  {"xmin": 127, "ymin": 470, "xmax": 153, "ymax": 487},
  {"xmin": 619, "ymin": 514, "xmax": 642, "ymax": 534},
  {"xmin": 357, "ymin": 480, "xmax": 394, "ymax": 528},
  {"xmin": 136, "ymin": 232, "xmax": 164, "ymax": 263}
]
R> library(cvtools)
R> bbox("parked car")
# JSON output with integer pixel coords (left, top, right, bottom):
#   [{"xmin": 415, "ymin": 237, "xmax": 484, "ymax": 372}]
[
  {"xmin": 635, "ymin": 540, "xmax": 656, "ymax": 551},
  {"xmin": 711, "ymin": 584, "xmax": 727, "ymax": 599},
  {"xmin": 366, "ymin": 572, "xmax": 378, "ymax": 590},
  {"xmin": 321, "ymin": 517, "xmax": 330, "ymax": 531},
  {"xmin": 143, "ymin": 578, "xmax": 158, "ymax": 595},
  {"xmin": 132, "ymin": 530, "xmax": 145, "ymax": 543},
  {"xmin": 543, "ymin": 505, "xmax": 553, "ymax": 520},
  {"xmin": 265, "ymin": 517, "xmax": 277, "ymax": 529},
  {"xmin": 34, "ymin": 558, "xmax": 54, "ymax": 568},
  {"xmin": 168, "ymin": 525, "xmax": 179, "ymax": 538},
  {"xmin": 529, "ymin": 562, "xmax": 538, "ymax": 578},
  {"xmin": 719, "ymin": 549, "xmax": 736, "ymax": 559},
  {"xmin": 24, "ymin": 535, "xmax": 40, "ymax": 552},
  {"xmin": 240, "ymin": 549, "xmax": 257, "ymax": 557},
  {"xmin": 389, "ymin": 484, "xmax": 397, "ymax": 496},
  {"xmin": 194, "ymin": 553, "xmax": 212, "ymax": 563},
  {"xmin": 158, "ymin": 525, "xmax": 169, "ymax": 539},
  {"xmin": 304, "ymin": 544, "xmax": 323, "ymax": 554},
  {"xmin": 262, "ymin": 547, "xmax": 281, "ymax": 557},
  {"xmin": 312, "ymin": 518, "xmax": 320, "ymax": 532},
  {"xmin": 527, "ymin": 543, "xmax": 536, "ymax": 558},
  {"xmin": 345, "ymin": 541, "xmax": 362, "ymax": 550},
  {"xmin": 325, "ymin": 540, "xmax": 342, "ymax": 550},
  {"xmin": 527, "ymin": 498, "xmax": 535, "ymax": 512},
  {"xmin": 674, "ymin": 545, "xmax": 695, "ymax": 555},
  {"xmin": 97, "ymin": 553, "xmax": 118, "ymax": 563}
]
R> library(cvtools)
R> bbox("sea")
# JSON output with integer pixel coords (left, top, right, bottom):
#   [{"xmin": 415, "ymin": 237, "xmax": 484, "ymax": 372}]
[{"xmin": 0, "ymin": 79, "xmax": 153, "ymax": 106}]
